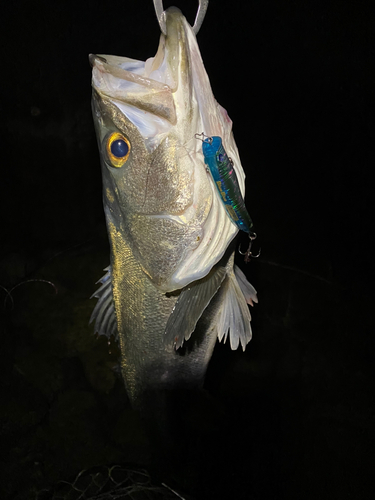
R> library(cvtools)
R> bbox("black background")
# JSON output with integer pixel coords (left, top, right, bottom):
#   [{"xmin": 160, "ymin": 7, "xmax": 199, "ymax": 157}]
[{"xmin": 1, "ymin": 0, "xmax": 374, "ymax": 499}]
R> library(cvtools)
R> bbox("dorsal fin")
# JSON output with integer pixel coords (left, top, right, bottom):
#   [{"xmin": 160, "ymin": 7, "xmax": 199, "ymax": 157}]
[{"xmin": 90, "ymin": 266, "xmax": 118, "ymax": 341}]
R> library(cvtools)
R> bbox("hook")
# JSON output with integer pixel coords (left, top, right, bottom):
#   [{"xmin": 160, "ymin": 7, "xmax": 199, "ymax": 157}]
[
  {"xmin": 239, "ymin": 232, "xmax": 261, "ymax": 263},
  {"xmin": 153, "ymin": 0, "xmax": 209, "ymax": 36}
]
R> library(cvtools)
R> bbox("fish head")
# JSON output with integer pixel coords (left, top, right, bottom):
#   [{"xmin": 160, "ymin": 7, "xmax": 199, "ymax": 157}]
[{"xmin": 91, "ymin": 7, "xmax": 245, "ymax": 292}]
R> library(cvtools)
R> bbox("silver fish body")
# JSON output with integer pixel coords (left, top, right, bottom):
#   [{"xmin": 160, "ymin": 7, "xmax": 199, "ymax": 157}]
[{"xmin": 90, "ymin": 7, "xmax": 257, "ymax": 410}]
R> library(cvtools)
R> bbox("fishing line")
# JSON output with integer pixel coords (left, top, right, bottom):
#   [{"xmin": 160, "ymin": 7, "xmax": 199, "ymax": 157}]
[
  {"xmin": 173, "ymin": 135, "xmax": 202, "ymax": 160},
  {"xmin": 256, "ymin": 258, "xmax": 333, "ymax": 284},
  {"xmin": 1, "ymin": 279, "xmax": 58, "ymax": 311}
]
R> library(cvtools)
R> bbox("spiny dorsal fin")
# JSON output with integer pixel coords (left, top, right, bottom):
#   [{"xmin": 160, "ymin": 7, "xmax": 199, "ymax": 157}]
[{"xmin": 90, "ymin": 266, "xmax": 118, "ymax": 341}]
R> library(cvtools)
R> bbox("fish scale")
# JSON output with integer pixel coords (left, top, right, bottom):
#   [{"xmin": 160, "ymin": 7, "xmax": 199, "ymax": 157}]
[{"xmin": 90, "ymin": 6, "xmax": 258, "ymax": 414}]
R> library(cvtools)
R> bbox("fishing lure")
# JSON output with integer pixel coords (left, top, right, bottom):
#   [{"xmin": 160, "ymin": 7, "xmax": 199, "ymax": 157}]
[{"xmin": 196, "ymin": 133, "xmax": 259, "ymax": 262}]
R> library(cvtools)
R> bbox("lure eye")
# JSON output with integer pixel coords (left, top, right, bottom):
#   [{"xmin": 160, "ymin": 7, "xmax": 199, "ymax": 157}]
[{"xmin": 106, "ymin": 132, "xmax": 131, "ymax": 168}]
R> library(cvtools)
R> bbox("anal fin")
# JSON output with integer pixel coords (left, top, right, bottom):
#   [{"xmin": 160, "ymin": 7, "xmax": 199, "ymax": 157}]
[
  {"xmin": 216, "ymin": 267, "xmax": 257, "ymax": 351},
  {"xmin": 234, "ymin": 264, "xmax": 258, "ymax": 305}
]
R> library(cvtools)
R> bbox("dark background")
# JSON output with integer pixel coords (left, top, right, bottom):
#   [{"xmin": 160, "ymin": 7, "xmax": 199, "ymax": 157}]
[{"xmin": 1, "ymin": 0, "xmax": 374, "ymax": 499}]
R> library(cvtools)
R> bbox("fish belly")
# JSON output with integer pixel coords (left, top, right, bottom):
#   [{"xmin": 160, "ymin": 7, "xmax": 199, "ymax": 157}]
[{"xmin": 108, "ymin": 219, "xmax": 224, "ymax": 408}]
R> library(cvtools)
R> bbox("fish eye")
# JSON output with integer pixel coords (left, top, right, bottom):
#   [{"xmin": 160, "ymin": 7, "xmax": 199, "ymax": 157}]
[{"xmin": 105, "ymin": 132, "xmax": 131, "ymax": 168}]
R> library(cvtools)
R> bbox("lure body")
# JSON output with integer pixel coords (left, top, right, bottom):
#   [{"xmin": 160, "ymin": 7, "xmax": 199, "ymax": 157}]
[{"xmin": 202, "ymin": 136, "xmax": 253, "ymax": 233}]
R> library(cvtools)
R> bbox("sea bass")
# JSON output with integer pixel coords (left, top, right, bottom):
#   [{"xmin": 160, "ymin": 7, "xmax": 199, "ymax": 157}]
[{"xmin": 90, "ymin": 6, "xmax": 257, "ymax": 410}]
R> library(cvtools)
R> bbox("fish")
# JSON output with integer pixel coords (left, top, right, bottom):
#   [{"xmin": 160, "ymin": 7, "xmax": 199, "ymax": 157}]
[{"xmin": 89, "ymin": 6, "xmax": 258, "ymax": 413}]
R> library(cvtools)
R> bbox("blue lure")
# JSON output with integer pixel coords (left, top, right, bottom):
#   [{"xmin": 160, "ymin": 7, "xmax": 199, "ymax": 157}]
[{"xmin": 197, "ymin": 134, "xmax": 259, "ymax": 262}]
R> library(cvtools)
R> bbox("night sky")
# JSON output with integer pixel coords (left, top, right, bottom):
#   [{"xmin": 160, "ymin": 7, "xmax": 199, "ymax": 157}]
[{"xmin": 1, "ymin": 0, "xmax": 374, "ymax": 498}]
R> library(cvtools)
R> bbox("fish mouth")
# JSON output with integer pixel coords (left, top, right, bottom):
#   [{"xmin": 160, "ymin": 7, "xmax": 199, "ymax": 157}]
[
  {"xmin": 90, "ymin": 7, "xmax": 197, "ymax": 133},
  {"xmin": 90, "ymin": 8, "xmax": 247, "ymax": 292}
]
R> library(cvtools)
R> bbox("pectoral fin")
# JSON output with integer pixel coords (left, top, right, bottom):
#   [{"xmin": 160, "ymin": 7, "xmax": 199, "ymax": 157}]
[
  {"xmin": 90, "ymin": 266, "xmax": 118, "ymax": 341},
  {"xmin": 164, "ymin": 266, "xmax": 227, "ymax": 350}
]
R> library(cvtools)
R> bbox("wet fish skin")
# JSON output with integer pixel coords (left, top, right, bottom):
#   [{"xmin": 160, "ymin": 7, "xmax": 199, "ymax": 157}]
[{"xmin": 90, "ymin": 8, "xmax": 257, "ymax": 410}]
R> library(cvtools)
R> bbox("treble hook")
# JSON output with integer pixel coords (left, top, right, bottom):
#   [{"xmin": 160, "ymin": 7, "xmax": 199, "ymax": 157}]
[
  {"xmin": 239, "ymin": 232, "xmax": 261, "ymax": 263},
  {"xmin": 153, "ymin": 0, "xmax": 209, "ymax": 36}
]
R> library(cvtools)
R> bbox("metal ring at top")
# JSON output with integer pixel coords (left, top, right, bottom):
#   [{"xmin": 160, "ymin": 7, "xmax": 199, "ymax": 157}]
[{"xmin": 153, "ymin": 0, "xmax": 209, "ymax": 35}]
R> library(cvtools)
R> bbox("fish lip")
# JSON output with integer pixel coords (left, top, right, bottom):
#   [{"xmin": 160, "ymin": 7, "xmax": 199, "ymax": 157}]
[
  {"xmin": 89, "ymin": 54, "xmax": 107, "ymax": 67},
  {"xmin": 90, "ymin": 52, "xmax": 178, "ymax": 125},
  {"xmin": 155, "ymin": 3, "xmax": 209, "ymax": 36}
]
